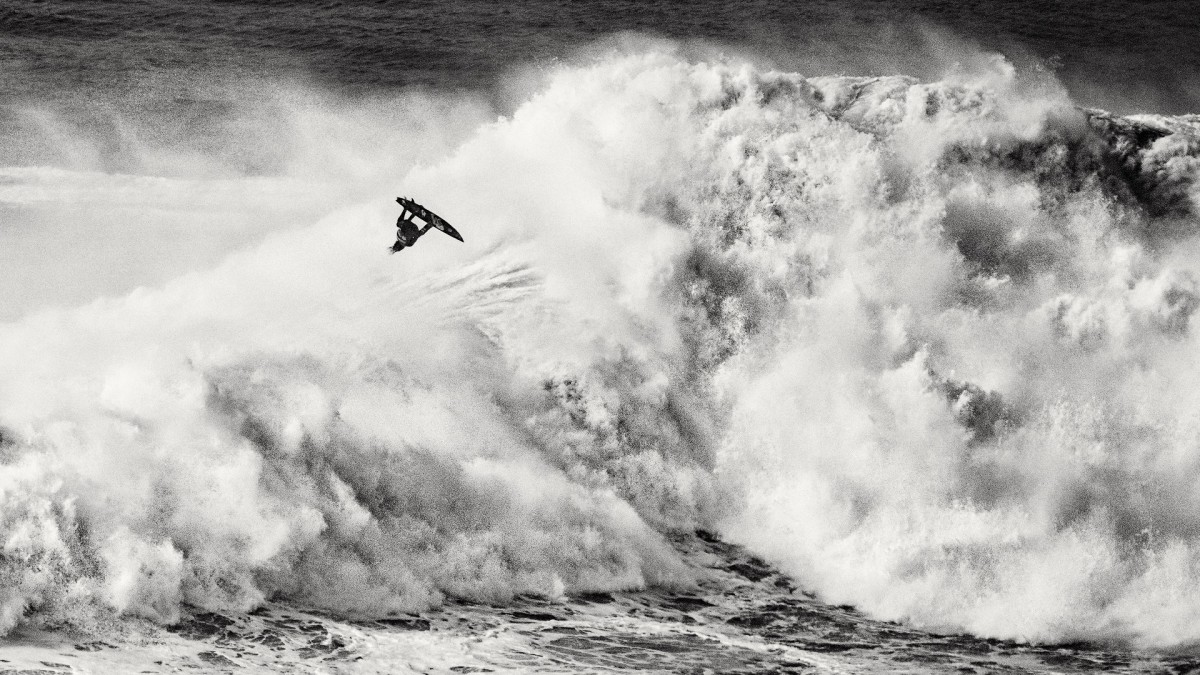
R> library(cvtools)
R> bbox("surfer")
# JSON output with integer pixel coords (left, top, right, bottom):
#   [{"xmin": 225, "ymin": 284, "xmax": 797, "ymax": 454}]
[
  {"xmin": 391, "ymin": 197, "xmax": 433, "ymax": 253},
  {"xmin": 389, "ymin": 196, "xmax": 465, "ymax": 253}
]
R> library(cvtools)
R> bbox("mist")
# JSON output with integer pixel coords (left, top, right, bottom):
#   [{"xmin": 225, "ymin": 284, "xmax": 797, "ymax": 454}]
[
  {"xmin": 1, "ymin": 41, "xmax": 1199, "ymax": 650},
  {"xmin": 0, "ymin": 83, "xmax": 495, "ymax": 318}
]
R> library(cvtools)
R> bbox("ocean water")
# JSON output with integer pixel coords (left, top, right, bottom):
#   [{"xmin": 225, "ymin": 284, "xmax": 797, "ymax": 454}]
[{"xmin": 2, "ymin": 1, "xmax": 1200, "ymax": 672}]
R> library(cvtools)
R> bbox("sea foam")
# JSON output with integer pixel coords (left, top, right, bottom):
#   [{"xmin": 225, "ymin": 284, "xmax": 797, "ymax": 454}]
[{"xmin": 1, "ymin": 49, "xmax": 1198, "ymax": 647}]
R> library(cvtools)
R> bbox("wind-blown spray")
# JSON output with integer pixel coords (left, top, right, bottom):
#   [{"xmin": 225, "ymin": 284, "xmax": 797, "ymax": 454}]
[{"xmin": 0, "ymin": 50, "xmax": 1198, "ymax": 648}]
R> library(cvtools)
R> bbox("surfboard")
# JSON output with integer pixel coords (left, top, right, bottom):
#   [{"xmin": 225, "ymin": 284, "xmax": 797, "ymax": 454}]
[{"xmin": 397, "ymin": 197, "xmax": 464, "ymax": 242}]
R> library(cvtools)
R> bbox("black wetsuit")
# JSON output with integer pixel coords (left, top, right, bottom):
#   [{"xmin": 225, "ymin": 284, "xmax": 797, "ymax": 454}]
[{"xmin": 393, "ymin": 214, "xmax": 431, "ymax": 252}]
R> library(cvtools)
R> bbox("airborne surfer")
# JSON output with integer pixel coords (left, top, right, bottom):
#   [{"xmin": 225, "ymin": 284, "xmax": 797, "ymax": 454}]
[
  {"xmin": 390, "ymin": 196, "xmax": 465, "ymax": 253},
  {"xmin": 391, "ymin": 197, "xmax": 433, "ymax": 252}
]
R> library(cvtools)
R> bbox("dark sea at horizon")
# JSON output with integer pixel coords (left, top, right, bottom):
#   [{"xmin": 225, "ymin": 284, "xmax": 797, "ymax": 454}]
[
  {"xmin": 3, "ymin": 1, "xmax": 1200, "ymax": 673},
  {"xmin": 2, "ymin": 0, "xmax": 1199, "ymax": 112}
]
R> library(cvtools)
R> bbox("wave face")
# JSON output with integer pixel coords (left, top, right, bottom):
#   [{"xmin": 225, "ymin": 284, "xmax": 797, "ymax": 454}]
[{"xmin": 1, "ymin": 50, "xmax": 1199, "ymax": 648}]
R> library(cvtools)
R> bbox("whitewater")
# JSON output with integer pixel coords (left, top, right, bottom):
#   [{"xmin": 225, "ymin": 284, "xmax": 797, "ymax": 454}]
[{"xmin": 2, "ymin": 47, "xmax": 1200, "ymax": 669}]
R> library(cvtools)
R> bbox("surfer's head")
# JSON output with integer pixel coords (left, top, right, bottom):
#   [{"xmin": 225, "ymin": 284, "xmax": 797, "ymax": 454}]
[{"xmin": 390, "ymin": 240, "xmax": 407, "ymax": 254}]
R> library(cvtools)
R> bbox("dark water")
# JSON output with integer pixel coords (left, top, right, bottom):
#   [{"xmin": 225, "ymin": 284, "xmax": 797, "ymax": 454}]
[
  {"xmin": 1, "ymin": 0, "xmax": 1197, "ymax": 113},
  {"xmin": 5, "ymin": 533, "xmax": 1196, "ymax": 673}
]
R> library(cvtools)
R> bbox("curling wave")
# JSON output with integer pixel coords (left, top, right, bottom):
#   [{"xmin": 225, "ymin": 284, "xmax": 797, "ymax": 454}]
[{"xmin": 1, "ymin": 49, "xmax": 1199, "ymax": 648}]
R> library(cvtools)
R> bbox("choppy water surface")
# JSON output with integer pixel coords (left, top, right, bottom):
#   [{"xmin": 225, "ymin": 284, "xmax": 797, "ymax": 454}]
[
  {"xmin": 4, "ymin": 533, "xmax": 1199, "ymax": 673},
  {"xmin": 3, "ymin": 0, "xmax": 1197, "ymax": 112}
]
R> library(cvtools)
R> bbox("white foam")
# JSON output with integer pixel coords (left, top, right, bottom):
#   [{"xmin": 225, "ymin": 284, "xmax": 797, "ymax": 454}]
[{"xmin": 1, "ymin": 48, "xmax": 1199, "ymax": 648}]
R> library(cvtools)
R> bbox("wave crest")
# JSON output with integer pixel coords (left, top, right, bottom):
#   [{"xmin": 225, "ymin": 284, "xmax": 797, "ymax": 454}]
[{"xmin": 1, "ymin": 49, "xmax": 1199, "ymax": 647}]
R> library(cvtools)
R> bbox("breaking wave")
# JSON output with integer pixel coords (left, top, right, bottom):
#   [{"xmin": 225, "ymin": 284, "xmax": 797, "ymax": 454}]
[{"xmin": 2, "ymin": 47, "xmax": 1200, "ymax": 649}]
